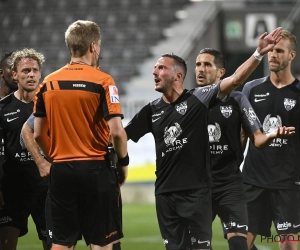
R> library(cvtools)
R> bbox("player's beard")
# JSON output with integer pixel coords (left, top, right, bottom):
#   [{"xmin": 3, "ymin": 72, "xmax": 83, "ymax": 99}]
[
  {"xmin": 269, "ymin": 59, "xmax": 289, "ymax": 73},
  {"xmin": 155, "ymin": 77, "xmax": 174, "ymax": 94}
]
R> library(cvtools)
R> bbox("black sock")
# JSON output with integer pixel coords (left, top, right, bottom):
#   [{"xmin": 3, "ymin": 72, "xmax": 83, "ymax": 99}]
[
  {"xmin": 112, "ymin": 242, "xmax": 121, "ymax": 250},
  {"xmin": 228, "ymin": 236, "xmax": 248, "ymax": 250}
]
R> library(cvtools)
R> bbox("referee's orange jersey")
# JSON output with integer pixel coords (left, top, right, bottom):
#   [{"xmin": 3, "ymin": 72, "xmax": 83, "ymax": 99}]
[{"xmin": 34, "ymin": 63, "xmax": 123, "ymax": 162}]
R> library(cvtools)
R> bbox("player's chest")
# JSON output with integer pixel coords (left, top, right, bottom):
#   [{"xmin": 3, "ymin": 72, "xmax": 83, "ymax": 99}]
[
  {"xmin": 151, "ymin": 100, "xmax": 206, "ymax": 135},
  {"xmin": 208, "ymin": 103, "xmax": 241, "ymax": 126},
  {"xmin": 2, "ymin": 104, "xmax": 33, "ymax": 131},
  {"xmin": 250, "ymin": 89, "xmax": 300, "ymax": 114}
]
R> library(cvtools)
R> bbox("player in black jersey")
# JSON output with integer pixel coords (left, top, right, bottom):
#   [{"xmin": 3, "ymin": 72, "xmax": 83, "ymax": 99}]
[
  {"xmin": 195, "ymin": 48, "xmax": 295, "ymax": 250},
  {"xmin": 0, "ymin": 48, "xmax": 49, "ymax": 250},
  {"xmin": 0, "ymin": 52, "xmax": 17, "ymax": 99},
  {"xmin": 242, "ymin": 30, "xmax": 300, "ymax": 250},
  {"xmin": 0, "ymin": 52, "xmax": 18, "ymax": 177},
  {"xmin": 125, "ymin": 27, "xmax": 282, "ymax": 250}
]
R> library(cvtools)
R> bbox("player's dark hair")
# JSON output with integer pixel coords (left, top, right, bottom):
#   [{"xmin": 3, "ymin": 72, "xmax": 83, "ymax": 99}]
[
  {"xmin": 198, "ymin": 48, "xmax": 226, "ymax": 69},
  {"xmin": 161, "ymin": 53, "xmax": 187, "ymax": 80},
  {"xmin": 0, "ymin": 51, "xmax": 13, "ymax": 68}
]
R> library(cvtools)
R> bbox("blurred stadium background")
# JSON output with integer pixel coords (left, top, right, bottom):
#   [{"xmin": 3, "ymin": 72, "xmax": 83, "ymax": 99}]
[{"xmin": 1, "ymin": 0, "xmax": 300, "ymax": 202}]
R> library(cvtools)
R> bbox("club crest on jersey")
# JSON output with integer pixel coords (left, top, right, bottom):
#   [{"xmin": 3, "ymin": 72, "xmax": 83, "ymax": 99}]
[
  {"xmin": 164, "ymin": 123, "xmax": 182, "ymax": 146},
  {"xmin": 175, "ymin": 101, "xmax": 187, "ymax": 115},
  {"xmin": 284, "ymin": 98, "xmax": 296, "ymax": 111},
  {"xmin": 108, "ymin": 85, "xmax": 120, "ymax": 103},
  {"xmin": 220, "ymin": 106, "xmax": 232, "ymax": 118},
  {"xmin": 263, "ymin": 114, "xmax": 282, "ymax": 133},
  {"xmin": 207, "ymin": 123, "xmax": 221, "ymax": 142},
  {"xmin": 243, "ymin": 107, "xmax": 257, "ymax": 125}
]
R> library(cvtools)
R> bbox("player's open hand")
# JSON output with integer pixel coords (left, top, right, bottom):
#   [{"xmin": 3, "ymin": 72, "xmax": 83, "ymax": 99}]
[
  {"xmin": 257, "ymin": 27, "xmax": 282, "ymax": 55},
  {"xmin": 274, "ymin": 126, "xmax": 295, "ymax": 138}
]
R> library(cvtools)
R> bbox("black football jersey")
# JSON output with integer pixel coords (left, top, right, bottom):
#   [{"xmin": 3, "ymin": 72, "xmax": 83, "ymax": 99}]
[
  {"xmin": 126, "ymin": 83, "xmax": 221, "ymax": 195},
  {"xmin": 242, "ymin": 77, "xmax": 300, "ymax": 189},
  {"xmin": 208, "ymin": 91, "xmax": 261, "ymax": 187},
  {"xmin": 0, "ymin": 93, "xmax": 48, "ymax": 188}
]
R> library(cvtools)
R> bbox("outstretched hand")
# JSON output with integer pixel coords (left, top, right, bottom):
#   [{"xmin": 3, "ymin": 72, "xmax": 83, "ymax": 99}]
[
  {"xmin": 273, "ymin": 126, "xmax": 295, "ymax": 138},
  {"xmin": 257, "ymin": 27, "xmax": 282, "ymax": 55}
]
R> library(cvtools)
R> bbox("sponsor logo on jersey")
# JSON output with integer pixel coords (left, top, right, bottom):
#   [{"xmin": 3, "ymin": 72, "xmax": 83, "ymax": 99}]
[
  {"xmin": 6, "ymin": 117, "xmax": 19, "ymax": 122},
  {"xmin": 152, "ymin": 117, "xmax": 161, "ymax": 123},
  {"xmin": 109, "ymin": 85, "xmax": 120, "ymax": 103},
  {"xmin": 152, "ymin": 111, "xmax": 164, "ymax": 122},
  {"xmin": 162, "ymin": 123, "xmax": 187, "ymax": 157},
  {"xmin": 254, "ymin": 93, "xmax": 270, "ymax": 98},
  {"xmin": 220, "ymin": 105, "xmax": 232, "ymax": 118},
  {"xmin": 254, "ymin": 98, "xmax": 266, "ymax": 102},
  {"xmin": 208, "ymin": 123, "xmax": 229, "ymax": 154},
  {"xmin": 152, "ymin": 111, "xmax": 164, "ymax": 117},
  {"xmin": 243, "ymin": 107, "xmax": 257, "ymax": 125},
  {"xmin": 207, "ymin": 123, "xmax": 221, "ymax": 143},
  {"xmin": 263, "ymin": 114, "xmax": 282, "ymax": 133},
  {"xmin": 4, "ymin": 109, "xmax": 20, "ymax": 116},
  {"xmin": 175, "ymin": 101, "xmax": 187, "ymax": 115},
  {"xmin": 164, "ymin": 123, "xmax": 182, "ymax": 146},
  {"xmin": 284, "ymin": 98, "xmax": 296, "ymax": 111},
  {"xmin": 263, "ymin": 114, "xmax": 288, "ymax": 147},
  {"xmin": 72, "ymin": 83, "xmax": 86, "ymax": 88}
]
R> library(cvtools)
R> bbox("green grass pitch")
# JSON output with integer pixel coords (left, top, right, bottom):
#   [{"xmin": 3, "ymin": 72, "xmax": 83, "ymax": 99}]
[{"xmin": 18, "ymin": 203, "xmax": 280, "ymax": 250}]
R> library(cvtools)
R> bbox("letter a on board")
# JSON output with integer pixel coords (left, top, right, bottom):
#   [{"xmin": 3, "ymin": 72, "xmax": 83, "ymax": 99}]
[{"xmin": 245, "ymin": 13, "xmax": 277, "ymax": 47}]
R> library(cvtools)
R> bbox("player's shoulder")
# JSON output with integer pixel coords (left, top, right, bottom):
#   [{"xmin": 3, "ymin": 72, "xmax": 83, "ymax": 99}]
[
  {"xmin": 244, "ymin": 76, "xmax": 268, "ymax": 89},
  {"xmin": 150, "ymin": 97, "xmax": 163, "ymax": 106},
  {"xmin": 0, "ymin": 92, "xmax": 14, "ymax": 110}
]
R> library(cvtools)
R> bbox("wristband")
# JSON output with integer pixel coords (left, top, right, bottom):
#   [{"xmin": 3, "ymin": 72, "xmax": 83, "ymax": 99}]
[
  {"xmin": 118, "ymin": 153, "xmax": 129, "ymax": 166},
  {"xmin": 253, "ymin": 49, "xmax": 264, "ymax": 61}
]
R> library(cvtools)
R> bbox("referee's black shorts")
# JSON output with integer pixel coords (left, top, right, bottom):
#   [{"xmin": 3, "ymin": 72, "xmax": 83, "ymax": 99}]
[{"xmin": 48, "ymin": 160, "xmax": 122, "ymax": 246}]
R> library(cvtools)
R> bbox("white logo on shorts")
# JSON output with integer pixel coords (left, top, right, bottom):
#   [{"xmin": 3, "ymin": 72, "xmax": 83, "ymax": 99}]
[
  {"xmin": 277, "ymin": 222, "xmax": 292, "ymax": 230},
  {"xmin": 197, "ymin": 240, "xmax": 211, "ymax": 246}
]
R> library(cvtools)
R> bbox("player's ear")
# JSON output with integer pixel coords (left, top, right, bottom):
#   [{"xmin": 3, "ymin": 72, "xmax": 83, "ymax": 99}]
[
  {"xmin": 218, "ymin": 68, "xmax": 226, "ymax": 78},
  {"xmin": 289, "ymin": 50, "xmax": 296, "ymax": 61},
  {"xmin": 12, "ymin": 71, "xmax": 18, "ymax": 81}
]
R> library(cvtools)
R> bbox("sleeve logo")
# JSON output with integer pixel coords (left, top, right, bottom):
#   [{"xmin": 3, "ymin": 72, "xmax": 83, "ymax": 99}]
[{"xmin": 109, "ymin": 85, "xmax": 120, "ymax": 103}]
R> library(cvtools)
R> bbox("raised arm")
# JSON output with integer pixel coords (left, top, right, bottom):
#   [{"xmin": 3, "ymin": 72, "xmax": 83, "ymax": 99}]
[{"xmin": 219, "ymin": 27, "xmax": 282, "ymax": 99}]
